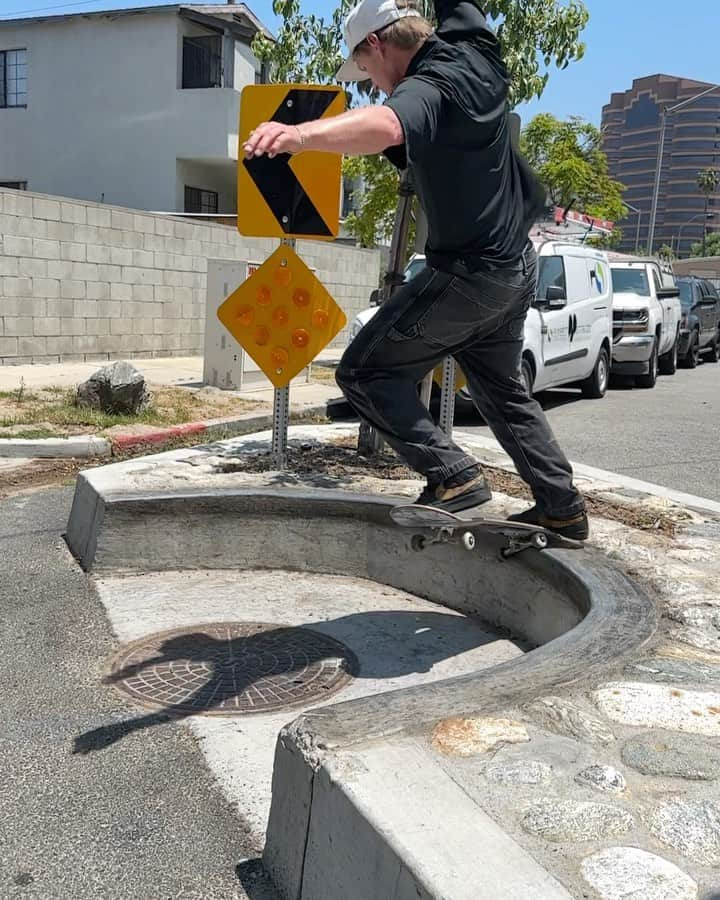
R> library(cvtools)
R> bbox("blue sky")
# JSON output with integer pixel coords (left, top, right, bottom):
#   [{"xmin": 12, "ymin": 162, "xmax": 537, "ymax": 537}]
[{"xmin": 1, "ymin": 0, "xmax": 718, "ymax": 124}]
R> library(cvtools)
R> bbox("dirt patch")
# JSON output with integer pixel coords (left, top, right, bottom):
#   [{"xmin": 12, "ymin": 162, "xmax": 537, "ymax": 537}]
[
  {"xmin": 0, "ymin": 384, "xmax": 266, "ymax": 438},
  {"xmin": 0, "ymin": 458, "xmax": 89, "ymax": 499},
  {"xmin": 217, "ymin": 436, "xmax": 679, "ymax": 536}
]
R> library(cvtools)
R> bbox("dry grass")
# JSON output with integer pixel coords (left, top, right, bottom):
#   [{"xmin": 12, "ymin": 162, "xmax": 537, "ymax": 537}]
[{"xmin": 0, "ymin": 383, "xmax": 264, "ymax": 438}]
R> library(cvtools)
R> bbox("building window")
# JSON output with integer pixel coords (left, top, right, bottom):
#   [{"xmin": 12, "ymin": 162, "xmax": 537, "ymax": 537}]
[
  {"xmin": 182, "ymin": 35, "xmax": 222, "ymax": 89},
  {"xmin": 0, "ymin": 49, "xmax": 28, "ymax": 108},
  {"xmin": 0, "ymin": 180, "xmax": 27, "ymax": 189},
  {"xmin": 184, "ymin": 186, "xmax": 218, "ymax": 215}
]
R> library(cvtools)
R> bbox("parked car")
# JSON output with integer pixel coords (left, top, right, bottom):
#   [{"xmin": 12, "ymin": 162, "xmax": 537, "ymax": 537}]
[
  {"xmin": 608, "ymin": 256, "xmax": 682, "ymax": 388},
  {"xmin": 347, "ymin": 239, "xmax": 614, "ymax": 413},
  {"xmin": 675, "ymin": 276, "xmax": 720, "ymax": 367}
]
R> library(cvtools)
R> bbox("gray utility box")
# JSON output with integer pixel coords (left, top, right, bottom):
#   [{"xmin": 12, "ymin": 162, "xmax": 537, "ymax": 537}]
[{"xmin": 204, "ymin": 258, "xmax": 311, "ymax": 391}]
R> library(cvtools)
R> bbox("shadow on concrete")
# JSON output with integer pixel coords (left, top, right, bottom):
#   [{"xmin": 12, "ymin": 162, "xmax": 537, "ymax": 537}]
[
  {"xmin": 235, "ymin": 858, "xmax": 280, "ymax": 900},
  {"xmin": 73, "ymin": 610, "xmax": 505, "ymax": 755}
]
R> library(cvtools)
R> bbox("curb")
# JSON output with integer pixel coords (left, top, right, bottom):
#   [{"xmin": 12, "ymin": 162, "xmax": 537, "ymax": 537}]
[
  {"xmin": 0, "ymin": 435, "xmax": 112, "ymax": 459},
  {"xmin": 0, "ymin": 403, "xmax": 329, "ymax": 459}
]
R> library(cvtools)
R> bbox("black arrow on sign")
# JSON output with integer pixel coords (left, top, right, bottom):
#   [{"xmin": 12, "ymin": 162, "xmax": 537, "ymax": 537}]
[{"xmin": 243, "ymin": 88, "xmax": 339, "ymax": 236}]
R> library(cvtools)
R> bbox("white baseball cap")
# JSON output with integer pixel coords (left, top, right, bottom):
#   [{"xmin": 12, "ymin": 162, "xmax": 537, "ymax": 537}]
[{"xmin": 336, "ymin": 0, "xmax": 423, "ymax": 82}]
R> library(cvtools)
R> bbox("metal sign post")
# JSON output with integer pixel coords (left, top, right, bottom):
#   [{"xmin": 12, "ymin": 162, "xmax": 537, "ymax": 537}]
[
  {"xmin": 272, "ymin": 381, "xmax": 290, "ymax": 469},
  {"xmin": 437, "ymin": 356, "xmax": 456, "ymax": 437},
  {"xmin": 270, "ymin": 236, "xmax": 295, "ymax": 469},
  {"xmin": 358, "ymin": 171, "xmax": 416, "ymax": 456}
]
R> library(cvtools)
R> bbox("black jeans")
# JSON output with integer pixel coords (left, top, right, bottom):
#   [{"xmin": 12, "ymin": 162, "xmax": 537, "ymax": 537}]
[{"xmin": 336, "ymin": 244, "xmax": 585, "ymax": 519}]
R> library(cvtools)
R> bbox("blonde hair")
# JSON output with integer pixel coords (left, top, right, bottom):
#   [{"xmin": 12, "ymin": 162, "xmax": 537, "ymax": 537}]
[{"xmin": 353, "ymin": 2, "xmax": 432, "ymax": 57}]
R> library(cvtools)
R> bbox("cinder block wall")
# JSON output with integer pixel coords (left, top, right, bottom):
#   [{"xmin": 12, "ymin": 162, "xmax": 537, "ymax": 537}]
[{"xmin": 0, "ymin": 189, "xmax": 381, "ymax": 365}]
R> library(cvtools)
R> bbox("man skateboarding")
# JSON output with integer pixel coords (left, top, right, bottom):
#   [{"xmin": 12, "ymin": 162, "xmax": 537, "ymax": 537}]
[{"xmin": 243, "ymin": 0, "xmax": 588, "ymax": 540}]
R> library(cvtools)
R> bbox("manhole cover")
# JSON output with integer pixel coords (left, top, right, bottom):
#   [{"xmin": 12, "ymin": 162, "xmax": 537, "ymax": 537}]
[{"xmin": 107, "ymin": 622, "xmax": 357, "ymax": 715}]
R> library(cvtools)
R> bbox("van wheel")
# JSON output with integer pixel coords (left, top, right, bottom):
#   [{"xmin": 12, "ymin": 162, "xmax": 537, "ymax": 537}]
[
  {"xmin": 659, "ymin": 333, "xmax": 678, "ymax": 375},
  {"xmin": 636, "ymin": 340, "xmax": 658, "ymax": 388},
  {"xmin": 581, "ymin": 347, "xmax": 610, "ymax": 398},
  {"xmin": 520, "ymin": 358, "xmax": 534, "ymax": 396}
]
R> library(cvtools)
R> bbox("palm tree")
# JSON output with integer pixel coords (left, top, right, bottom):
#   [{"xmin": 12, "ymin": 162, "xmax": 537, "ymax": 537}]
[{"xmin": 697, "ymin": 168, "xmax": 720, "ymax": 256}]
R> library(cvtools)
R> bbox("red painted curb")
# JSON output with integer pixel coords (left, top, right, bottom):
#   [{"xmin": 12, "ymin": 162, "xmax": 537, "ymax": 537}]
[{"xmin": 111, "ymin": 421, "xmax": 207, "ymax": 451}]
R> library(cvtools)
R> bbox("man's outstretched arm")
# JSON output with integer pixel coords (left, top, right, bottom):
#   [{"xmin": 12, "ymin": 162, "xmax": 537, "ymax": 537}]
[{"xmin": 243, "ymin": 105, "xmax": 404, "ymax": 158}]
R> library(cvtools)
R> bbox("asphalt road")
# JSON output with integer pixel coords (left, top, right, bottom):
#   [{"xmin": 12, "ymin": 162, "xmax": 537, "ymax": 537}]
[
  {"xmin": 458, "ymin": 359, "xmax": 720, "ymax": 502},
  {"xmin": 0, "ymin": 486, "xmax": 277, "ymax": 900}
]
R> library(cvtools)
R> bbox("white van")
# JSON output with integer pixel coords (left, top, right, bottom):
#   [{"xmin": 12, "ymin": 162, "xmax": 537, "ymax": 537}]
[{"xmin": 347, "ymin": 239, "xmax": 613, "ymax": 410}]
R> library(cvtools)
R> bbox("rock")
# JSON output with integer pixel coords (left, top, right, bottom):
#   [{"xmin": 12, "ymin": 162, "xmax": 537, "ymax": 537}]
[
  {"xmin": 485, "ymin": 760, "xmax": 553, "ymax": 785},
  {"xmin": 521, "ymin": 800, "xmax": 633, "ymax": 842},
  {"xmin": 593, "ymin": 682, "xmax": 720, "ymax": 737},
  {"xmin": 670, "ymin": 603, "xmax": 720, "ymax": 653},
  {"xmin": 622, "ymin": 732, "xmax": 720, "ymax": 780},
  {"xmin": 581, "ymin": 847, "xmax": 697, "ymax": 900},
  {"xmin": 646, "ymin": 801, "xmax": 720, "ymax": 867},
  {"xmin": 574, "ymin": 765, "xmax": 626, "ymax": 794},
  {"xmin": 525, "ymin": 696, "xmax": 616, "ymax": 744},
  {"xmin": 76, "ymin": 361, "xmax": 150, "ymax": 415},
  {"xmin": 430, "ymin": 717, "xmax": 529, "ymax": 757},
  {"xmin": 625, "ymin": 656, "xmax": 720, "ymax": 687}
]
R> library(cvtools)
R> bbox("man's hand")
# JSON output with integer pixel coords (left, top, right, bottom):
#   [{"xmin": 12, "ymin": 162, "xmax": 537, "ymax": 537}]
[
  {"xmin": 244, "ymin": 122, "xmax": 303, "ymax": 159},
  {"xmin": 244, "ymin": 106, "xmax": 403, "ymax": 158}
]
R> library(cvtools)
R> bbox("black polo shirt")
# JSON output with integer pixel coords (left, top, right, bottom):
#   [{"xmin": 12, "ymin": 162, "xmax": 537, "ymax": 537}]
[{"xmin": 383, "ymin": 1, "xmax": 544, "ymax": 270}]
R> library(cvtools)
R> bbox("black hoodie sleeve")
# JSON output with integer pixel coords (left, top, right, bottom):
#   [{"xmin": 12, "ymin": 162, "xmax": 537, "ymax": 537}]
[{"xmin": 434, "ymin": 0, "xmax": 494, "ymax": 44}]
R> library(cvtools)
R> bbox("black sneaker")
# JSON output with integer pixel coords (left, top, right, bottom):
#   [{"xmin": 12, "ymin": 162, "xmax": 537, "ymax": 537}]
[
  {"xmin": 509, "ymin": 505, "xmax": 589, "ymax": 541},
  {"xmin": 414, "ymin": 473, "xmax": 492, "ymax": 513}
]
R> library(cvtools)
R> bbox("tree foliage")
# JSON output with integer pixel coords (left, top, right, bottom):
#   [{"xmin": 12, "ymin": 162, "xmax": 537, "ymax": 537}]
[
  {"xmin": 690, "ymin": 231, "xmax": 720, "ymax": 258},
  {"xmin": 520, "ymin": 113, "xmax": 625, "ymax": 222},
  {"xmin": 253, "ymin": 0, "xmax": 590, "ymax": 247}
]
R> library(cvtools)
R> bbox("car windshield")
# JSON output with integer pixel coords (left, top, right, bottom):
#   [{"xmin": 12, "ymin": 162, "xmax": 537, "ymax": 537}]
[
  {"xmin": 611, "ymin": 267, "xmax": 650, "ymax": 296},
  {"xmin": 404, "ymin": 258, "xmax": 426, "ymax": 282},
  {"xmin": 677, "ymin": 282, "xmax": 694, "ymax": 308}
]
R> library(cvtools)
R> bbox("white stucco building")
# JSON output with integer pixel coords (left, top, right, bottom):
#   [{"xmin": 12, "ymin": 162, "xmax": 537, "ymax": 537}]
[{"xmin": 0, "ymin": 2, "xmax": 271, "ymax": 214}]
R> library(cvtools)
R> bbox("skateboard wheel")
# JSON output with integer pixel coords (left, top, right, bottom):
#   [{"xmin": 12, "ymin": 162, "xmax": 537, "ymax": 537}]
[
  {"xmin": 461, "ymin": 531, "xmax": 476, "ymax": 551},
  {"xmin": 411, "ymin": 534, "xmax": 426, "ymax": 552},
  {"xmin": 532, "ymin": 532, "xmax": 549, "ymax": 550}
]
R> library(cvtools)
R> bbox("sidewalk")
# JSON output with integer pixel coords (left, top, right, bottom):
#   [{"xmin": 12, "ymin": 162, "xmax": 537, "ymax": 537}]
[{"xmin": 0, "ymin": 349, "xmax": 343, "ymax": 395}]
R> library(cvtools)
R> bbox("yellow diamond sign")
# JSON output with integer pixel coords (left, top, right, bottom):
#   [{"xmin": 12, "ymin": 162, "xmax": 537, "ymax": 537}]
[
  {"xmin": 217, "ymin": 244, "xmax": 347, "ymax": 388},
  {"xmin": 433, "ymin": 363, "xmax": 467, "ymax": 393}
]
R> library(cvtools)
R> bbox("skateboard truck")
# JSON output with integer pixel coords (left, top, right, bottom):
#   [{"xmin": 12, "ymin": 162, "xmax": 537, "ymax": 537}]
[
  {"xmin": 411, "ymin": 528, "xmax": 476, "ymax": 553},
  {"xmin": 499, "ymin": 530, "xmax": 549, "ymax": 559}
]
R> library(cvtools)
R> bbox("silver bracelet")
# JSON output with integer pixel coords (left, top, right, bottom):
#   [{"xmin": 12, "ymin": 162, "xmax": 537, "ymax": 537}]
[{"xmin": 295, "ymin": 125, "xmax": 306, "ymax": 148}]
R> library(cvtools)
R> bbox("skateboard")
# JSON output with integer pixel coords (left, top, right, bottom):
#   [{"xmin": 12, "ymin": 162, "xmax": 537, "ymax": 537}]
[{"xmin": 390, "ymin": 504, "xmax": 584, "ymax": 560}]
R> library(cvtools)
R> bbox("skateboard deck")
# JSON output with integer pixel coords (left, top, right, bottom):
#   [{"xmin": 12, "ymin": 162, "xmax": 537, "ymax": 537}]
[{"xmin": 390, "ymin": 504, "xmax": 584, "ymax": 559}]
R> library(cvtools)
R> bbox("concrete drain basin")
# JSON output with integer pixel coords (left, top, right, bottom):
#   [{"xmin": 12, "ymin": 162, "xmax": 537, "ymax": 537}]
[
  {"xmin": 67, "ymin": 482, "xmax": 657, "ymax": 900},
  {"xmin": 67, "ymin": 484, "xmax": 656, "ymax": 741}
]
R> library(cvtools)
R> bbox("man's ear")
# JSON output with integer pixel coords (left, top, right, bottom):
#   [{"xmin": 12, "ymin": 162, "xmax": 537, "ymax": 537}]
[{"xmin": 366, "ymin": 31, "xmax": 381, "ymax": 52}]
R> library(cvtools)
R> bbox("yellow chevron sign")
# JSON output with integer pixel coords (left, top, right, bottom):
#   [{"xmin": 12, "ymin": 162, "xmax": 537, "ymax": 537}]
[{"xmin": 238, "ymin": 84, "xmax": 345, "ymax": 240}]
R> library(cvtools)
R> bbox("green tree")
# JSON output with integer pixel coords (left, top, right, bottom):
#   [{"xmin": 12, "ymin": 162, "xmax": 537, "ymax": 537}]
[
  {"xmin": 690, "ymin": 231, "xmax": 720, "ymax": 258},
  {"xmin": 520, "ymin": 113, "xmax": 625, "ymax": 222},
  {"xmin": 696, "ymin": 168, "xmax": 719, "ymax": 256},
  {"xmin": 658, "ymin": 243, "xmax": 676, "ymax": 261},
  {"xmin": 253, "ymin": 0, "xmax": 589, "ymax": 247}
]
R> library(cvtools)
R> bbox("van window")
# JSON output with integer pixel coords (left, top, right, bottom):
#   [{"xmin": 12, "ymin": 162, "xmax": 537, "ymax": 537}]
[
  {"xmin": 611, "ymin": 267, "xmax": 650, "ymax": 296},
  {"xmin": 537, "ymin": 256, "xmax": 566, "ymax": 300},
  {"xmin": 403, "ymin": 257, "xmax": 427, "ymax": 282}
]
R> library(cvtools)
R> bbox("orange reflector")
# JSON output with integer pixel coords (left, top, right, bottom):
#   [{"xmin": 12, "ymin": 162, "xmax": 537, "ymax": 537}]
[
  {"xmin": 292, "ymin": 328, "xmax": 310, "ymax": 348},
  {"xmin": 236, "ymin": 305, "xmax": 254, "ymax": 326}
]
